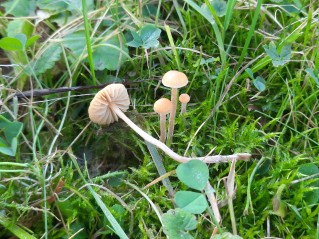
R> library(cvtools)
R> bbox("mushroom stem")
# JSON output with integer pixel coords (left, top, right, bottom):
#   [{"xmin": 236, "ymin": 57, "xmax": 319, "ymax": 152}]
[
  {"xmin": 167, "ymin": 88, "xmax": 177, "ymax": 144},
  {"xmin": 111, "ymin": 105, "xmax": 251, "ymax": 164},
  {"xmin": 180, "ymin": 103, "xmax": 187, "ymax": 114},
  {"xmin": 159, "ymin": 114, "xmax": 166, "ymax": 143}
]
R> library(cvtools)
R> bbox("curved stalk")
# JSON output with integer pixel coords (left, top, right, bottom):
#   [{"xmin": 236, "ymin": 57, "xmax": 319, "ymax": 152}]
[{"xmin": 111, "ymin": 105, "xmax": 251, "ymax": 164}]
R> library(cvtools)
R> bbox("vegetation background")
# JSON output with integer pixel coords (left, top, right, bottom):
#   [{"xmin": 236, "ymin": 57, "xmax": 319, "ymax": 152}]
[{"xmin": 0, "ymin": 0, "xmax": 319, "ymax": 238}]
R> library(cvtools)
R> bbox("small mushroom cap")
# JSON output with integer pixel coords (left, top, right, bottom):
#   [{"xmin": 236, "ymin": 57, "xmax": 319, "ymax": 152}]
[
  {"xmin": 88, "ymin": 84, "xmax": 130, "ymax": 125},
  {"xmin": 162, "ymin": 70, "xmax": 188, "ymax": 88},
  {"xmin": 154, "ymin": 98, "xmax": 173, "ymax": 114},
  {"xmin": 179, "ymin": 93, "xmax": 190, "ymax": 103}
]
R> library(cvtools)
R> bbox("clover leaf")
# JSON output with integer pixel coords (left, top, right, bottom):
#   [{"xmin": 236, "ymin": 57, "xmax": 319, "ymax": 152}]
[
  {"xmin": 263, "ymin": 42, "xmax": 291, "ymax": 67},
  {"xmin": 127, "ymin": 25, "xmax": 161, "ymax": 49},
  {"xmin": 0, "ymin": 115, "xmax": 23, "ymax": 156},
  {"xmin": 176, "ymin": 159, "xmax": 209, "ymax": 191},
  {"xmin": 162, "ymin": 209, "xmax": 197, "ymax": 239}
]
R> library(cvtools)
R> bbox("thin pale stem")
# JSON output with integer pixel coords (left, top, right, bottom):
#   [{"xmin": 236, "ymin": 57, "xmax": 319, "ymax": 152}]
[
  {"xmin": 167, "ymin": 88, "xmax": 177, "ymax": 144},
  {"xmin": 159, "ymin": 114, "xmax": 166, "ymax": 142},
  {"xmin": 111, "ymin": 105, "xmax": 251, "ymax": 164},
  {"xmin": 205, "ymin": 182, "xmax": 221, "ymax": 223},
  {"xmin": 180, "ymin": 103, "xmax": 187, "ymax": 114}
]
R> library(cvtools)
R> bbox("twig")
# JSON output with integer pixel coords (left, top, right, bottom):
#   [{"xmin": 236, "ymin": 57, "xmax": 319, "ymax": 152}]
[{"xmin": 13, "ymin": 81, "xmax": 139, "ymax": 99}]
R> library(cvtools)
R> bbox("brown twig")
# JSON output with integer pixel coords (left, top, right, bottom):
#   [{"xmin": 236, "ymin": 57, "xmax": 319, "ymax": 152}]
[{"xmin": 13, "ymin": 81, "xmax": 139, "ymax": 99}]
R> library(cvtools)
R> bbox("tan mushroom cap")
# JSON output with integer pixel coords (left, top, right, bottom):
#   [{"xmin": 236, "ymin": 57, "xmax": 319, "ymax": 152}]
[
  {"xmin": 179, "ymin": 93, "xmax": 190, "ymax": 103},
  {"xmin": 162, "ymin": 70, "xmax": 188, "ymax": 88},
  {"xmin": 154, "ymin": 98, "xmax": 173, "ymax": 114},
  {"xmin": 88, "ymin": 84, "xmax": 130, "ymax": 125}
]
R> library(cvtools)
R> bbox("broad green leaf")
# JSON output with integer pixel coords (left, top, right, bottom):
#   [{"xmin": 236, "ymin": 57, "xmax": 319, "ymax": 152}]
[
  {"xmin": 263, "ymin": 42, "xmax": 291, "ymax": 67},
  {"xmin": 211, "ymin": 0, "xmax": 227, "ymax": 17},
  {"xmin": 303, "ymin": 190, "xmax": 319, "ymax": 204},
  {"xmin": 25, "ymin": 35, "xmax": 40, "ymax": 48},
  {"xmin": 280, "ymin": 44, "xmax": 292, "ymax": 60},
  {"xmin": 0, "ymin": 37, "xmax": 23, "ymax": 51},
  {"xmin": 93, "ymin": 35, "xmax": 129, "ymax": 71},
  {"xmin": 162, "ymin": 209, "xmax": 197, "ymax": 239},
  {"xmin": 176, "ymin": 159, "xmax": 209, "ymax": 191},
  {"xmin": 37, "ymin": 0, "xmax": 68, "ymax": 12},
  {"xmin": 63, "ymin": 31, "xmax": 87, "ymax": 57},
  {"xmin": 253, "ymin": 76, "xmax": 266, "ymax": 91},
  {"xmin": 127, "ymin": 26, "xmax": 161, "ymax": 49},
  {"xmin": 66, "ymin": 0, "xmax": 95, "ymax": 13},
  {"xmin": 263, "ymin": 42, "xmax": 279, "ymax": 60},
  {"xmin": 140, "ymin": 25, "xmax": 161, "ymax": 49},
  {"xmin": 51, "ymin": 12, "xmax": 73, "ymax": 27},
  {"xmin": 245, "ymin": 68, "xmax": 254, "ymax": 79},
  {"xmin": 0, "ymin": 115, "xmax": 23, "ymax": 156},
  {"xmin": 299, "ymin": 164, "xmax": 319, "ymax": 204},
  {"xmin": 175, "ymin": 191, "xmax": 208, "ymax": 214},
  {"xmin": 6, "ymin": 19, "xmax": 34, "ymax": 38},
  {"xmin": 15, "ymin": 33, "xmax": 27, "ymax": 48},
  {"xmin": 142, "ymin": 4, "xmax": 158, "ymax": 17},
  {"xmin": 2, "ymin": 0, "xmax": 37, "ymax": 17},
  {"xmin": 126, "ymin": 31, "xmax": 143, "ymax": 48},
  {"xmin": 299, "ymin": 164, "xmax": 319, "ymax": 177},
  {"xmin": 26, "ymin": 44, "xmax": 62, "ymax": 75}
]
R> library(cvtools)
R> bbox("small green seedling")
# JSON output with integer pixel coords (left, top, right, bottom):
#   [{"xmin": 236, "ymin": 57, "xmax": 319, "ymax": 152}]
[
  {"xmin": 0, "ymin": 33, "xmax": 39, "ymax": 51},
  {"xmin": 175, "ymin": 160, "xmax": 209, "ymax": 214},
  {"xmin": 127, "ymin": 25, "xmax": 161, "ymax": 49},
  {"xmin": 263, "ymin": 42, "xmax": 291, "ymax": 67},
  {"xmin": 298, "ymin": 164, "xmax": 319, "ymax": 204},
  {"xmin": 0, "ymin": 115, "xmax": 23, "ymax": 156},
  {"xmin": 162, "ymin": 208, "xmax": 197, "ymax": 239},
  {"xmin": 245, "ymin": 68, "xmax": 266, "ymax": 92}
]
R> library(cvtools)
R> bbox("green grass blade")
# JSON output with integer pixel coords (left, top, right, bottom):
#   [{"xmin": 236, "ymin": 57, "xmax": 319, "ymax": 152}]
[
  {"xmin": 183, "ymin": 0, "xmax": 226, "ymax": 65},
  {"xmin": 172, "ymin": 0, "xmax": 187, "ymax": 35},
  {"xmin": 125, "ymin": 181, "xmax": 163, "ymax": 224},
  {"xmin": 82, "ymin": 0, "xmax": 96, "ymax": 85},
  {"xmin": 70, "ymin": 155, "xmax": 129, "ymax": 239},
  {"xmin": 145, "ymin": 141, "xmax": 175, "ymax": 198},
  {"xmin": 235, "ymin": 0, "xmax": 263, "ymax": 71},
  {"xmin": 165, "ymin": 24, "xmax": 182, "ymax": 70},
  {"xmin": 224, "ymin": 0, "xmax": 237, "ymax": 32},
  {"xmin": 0, "ymin": 213, "xmax": 37, "ymax": 239}
]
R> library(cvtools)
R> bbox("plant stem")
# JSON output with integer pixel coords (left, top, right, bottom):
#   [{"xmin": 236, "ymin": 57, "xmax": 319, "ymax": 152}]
[
  {"xmin": 159, "ymin": 114, "xmax": 167, "ymax": 142},
  {"xmin": 228, "ymin": 197, "xmax": 237, "ymax": 235},
  {"xmin": 111, "ymin": 105, "xmax": 251, "ymax": 164},
  {"xmin": 167, "ymin": 88, "xmax": 178, "ymax": 145},
  {"xmin": 82, "ymin": 0, "xmax": 96, "ymax": 85},
  {"xmin": 205, "ymin": 182, "xmax": 221, "ymax": 223},
  {"xmin": 180, "ymin": 103, "xmax": 187, "ymax": 114}
]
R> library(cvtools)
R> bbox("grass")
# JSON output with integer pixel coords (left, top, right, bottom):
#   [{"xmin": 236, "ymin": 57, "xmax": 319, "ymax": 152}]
[{"xmin": 0, "ymin": 0, "xmax": 319, "ymax": 238}]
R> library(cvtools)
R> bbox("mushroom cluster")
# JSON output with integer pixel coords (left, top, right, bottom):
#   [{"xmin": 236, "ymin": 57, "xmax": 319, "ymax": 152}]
[
  {"xmin": 88, "ymin": 82, "xmax": 251, "ymax": 164},
  {"xmin": 161, "ymin": 70, "xmax": 188, "ymax": 143}
]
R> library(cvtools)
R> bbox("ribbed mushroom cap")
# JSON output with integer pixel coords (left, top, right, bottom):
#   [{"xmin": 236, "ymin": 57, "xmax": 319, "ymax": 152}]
[
  {"xmin": 154, "ymin": 98, "xmax": 173, "ymax": 114},
  {"xmin": 162, "ymin": 70, "xmax": 188, "ymax": 88},
  {"xmin": 88, "ymin": 84, "xmax": 130, "ymax": 125},
  {"xmin": 179, "ymin": 93, "xmax": 190, "ymax": 103}
]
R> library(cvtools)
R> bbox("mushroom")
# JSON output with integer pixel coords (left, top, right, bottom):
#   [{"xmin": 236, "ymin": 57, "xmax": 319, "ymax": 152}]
[
  {"xmin": 179, "ymin": 93, "xmax": 190, "ymax": 114},
  {"xmin": 162, "ymin": 70, "xmax": 188, "ymax": 144},
  {"xmin": 154, "ymin": 98, "xmax": 173, "ymax": 143},
  {"xmin": 88, "ymin": 83, "xmax": 251, "ymax": 163}
]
